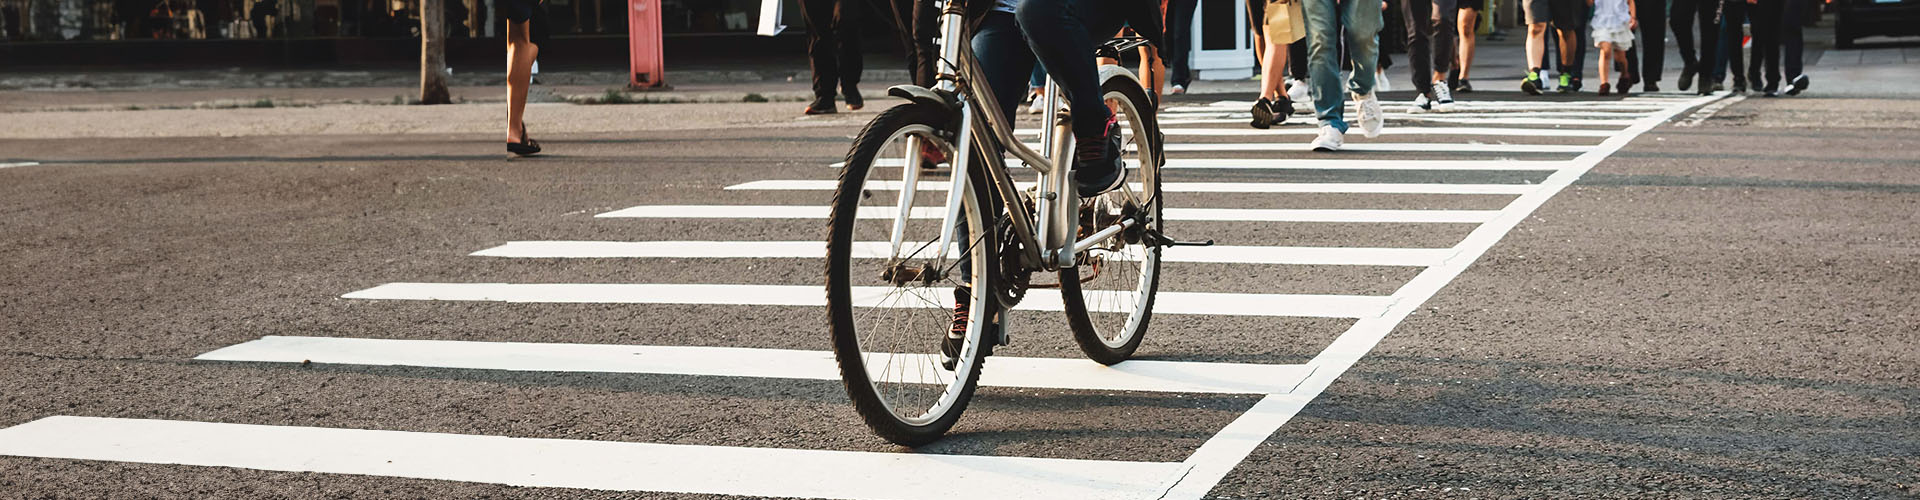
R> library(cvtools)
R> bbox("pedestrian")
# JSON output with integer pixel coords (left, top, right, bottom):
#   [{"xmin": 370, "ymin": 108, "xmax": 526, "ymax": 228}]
[
  {"xmin": 1749, "ymin": 0, "xmax": 1784, "ymax": 95},
  {"xmin": 502, "ymin": 0, "xmax": 548, "ymax": 157},
  {"xmin": 1548, "ymin": 0, "xmax": 1591, "ymax": 92},
  {"xmin": 1450, "ymin": 0, "xmax": 1484, "ymax": 93},
  {"xmin": 1300, "ymin": 0, "xmax": 1386, "ymax": 151},
  {"xmin": 1670, "ymin": 0, "xmax": 1718, "ymax": 92},
  {"xmin": 1705, "ymin": 0, "xmax": 1751, "ymax": 94},
  {"xmin": 1779, "ymin": 0, "xmax": 1811, "ymax": 94},
  {"xmin": 1400, "ymin": 0, "xmax": 1459, "ymax": 112},
  {"xmin": 1249, "ymin": 0, "xmax": 1306, "ymax": 129},
  {"xmin": 799, "ymin": 0, "xmax": 863, "ymax": 115},
  {"xmin": 1520, "ymin": 0, "xmax": 1554, "ymax": 94},
  {"xmin": 1590, "ymin": 0, "xmax": 1636, "ymax": 95},
  {"xmin": 1619, "ymin": 0, "xmax": 1664, "ymax": 91},
  {"xmin": 1166, "ymin": 0, "xmax": 1199, "ymax": 94}
]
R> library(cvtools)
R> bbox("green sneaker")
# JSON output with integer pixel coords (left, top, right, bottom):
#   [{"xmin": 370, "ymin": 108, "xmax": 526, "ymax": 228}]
[
  {"xmin": 1557, "ymin": 73, "xmax": 1574, "ymax": 93},
  {"xmin": 1521, "ymin": 70, "xmax": 1544, "ymax": 95}
]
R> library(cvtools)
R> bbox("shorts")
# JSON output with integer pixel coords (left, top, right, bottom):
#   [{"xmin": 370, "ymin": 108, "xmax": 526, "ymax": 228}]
[
  {"xmin": 498, "ymin": 0, "xmax": 550, "ymax": 46},
  {"xmin": 1262, "ymin": 0, "xmax": 1306, "ymax": 45},
  {"xmin": 1592, "ymin": 24, "xmax": 1633, "ymax": 50},
  {"xmin": 1548, "ymin": 0, "xmax": 1588, "ymax": 29},
  {"xmin": 1523, "ymin": 0, "xmax": 1549, "ymax": 24},
  {"xmin": 1459, "ymin": 0, "xmax": 1490, "ymax": 10}
]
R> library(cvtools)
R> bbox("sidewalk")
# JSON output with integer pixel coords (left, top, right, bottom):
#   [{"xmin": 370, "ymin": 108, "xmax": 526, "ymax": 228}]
[{"xmin": 2, "ymin": 23, "xmax": 1912, "ymax": 115}]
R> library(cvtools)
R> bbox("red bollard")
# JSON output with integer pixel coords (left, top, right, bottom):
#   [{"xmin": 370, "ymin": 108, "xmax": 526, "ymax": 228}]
[{"xmin": 628, "ymin": 0, "xmax": 666, "ymax": 89}]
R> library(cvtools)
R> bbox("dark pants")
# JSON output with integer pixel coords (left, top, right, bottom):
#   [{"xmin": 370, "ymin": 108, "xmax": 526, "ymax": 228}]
[
  {"xmin": 1781, "ymin": 0, "xmax": 1806, "ymax": 78},
  {"xmin": 867, "ymin": 0, "xmax": 937, "ymax": 87},
  {"xmin": 1166, "ymin": 0, "xmax": 1200, "ymax": 87},
  {"xmin": 800, "ymin": 0, "xmax": 862, "ymax": 102},
  {"xmin": 1711, "ymin": 0, "xmax": 1751, "ymax": 85},
  {"xmin": 1400, "ymin": 0, "xmax": 1459, "ymax": 94},
  {"xmin": 1291, "ymin": 40, "xmax": 1310, "ymax": 81},
  {"xmin": 1014, "ymin": 0, "xmax": 1128, "ymax": 138},
  {"xmin": 1749, "ymin": 0, "xmax": 1782, "ymax": 90},
  {"xmin": 1670, "ymin": 0, "xmax": 1717, "ymax": 75},
  {"xmin": 1623, "ymin": 0, "xmax": 1666, "ymax": 82}
]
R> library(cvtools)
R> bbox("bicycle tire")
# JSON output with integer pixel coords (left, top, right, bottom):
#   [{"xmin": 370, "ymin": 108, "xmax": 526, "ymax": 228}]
[
  {"xmin": 1060, "ymin": 72, "xmax": 1165, "ymax": 365},
  {"xmin": 827, "ymin": 102, "xmax": 997, "ymax": 446}
]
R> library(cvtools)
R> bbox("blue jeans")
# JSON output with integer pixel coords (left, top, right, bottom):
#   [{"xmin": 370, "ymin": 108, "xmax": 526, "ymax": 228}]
[
  {"xmin": 1301, "ymin": 0, "xmax": 1383, "ymax": 133},
  {"xmin": 999, "ymin": 0, "xmax": 1126, "ymax": 138}
]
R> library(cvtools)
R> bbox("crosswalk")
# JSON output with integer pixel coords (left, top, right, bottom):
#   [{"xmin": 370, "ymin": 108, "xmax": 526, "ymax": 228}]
[{"xmin": 0, "ymin": 91, "xmax": 1721, "ymax": 499}]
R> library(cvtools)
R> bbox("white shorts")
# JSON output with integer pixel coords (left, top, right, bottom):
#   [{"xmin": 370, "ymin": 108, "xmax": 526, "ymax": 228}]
[{"xmin": 1592, "ymin": 25, "xmax": 1634, "ymax": 51}]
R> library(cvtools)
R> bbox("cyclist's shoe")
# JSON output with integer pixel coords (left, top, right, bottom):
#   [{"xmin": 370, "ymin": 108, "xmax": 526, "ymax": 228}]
[
  {"xmin": 1073, "ymin": 115, "xmax": 1127, "ymax": 199},
  {"xmin": 919, "ymin": 142, "xmax": 948, "ymax": 170},
  {"xmin": 939, "ymin": 289, "xmax": 971, "ymax": 371}
]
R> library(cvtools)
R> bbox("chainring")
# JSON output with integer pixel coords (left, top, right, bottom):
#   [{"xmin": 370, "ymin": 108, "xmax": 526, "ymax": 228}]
[{"xmin": 993, "ymin": 218, "xmax": 1033, "ymax": 308}]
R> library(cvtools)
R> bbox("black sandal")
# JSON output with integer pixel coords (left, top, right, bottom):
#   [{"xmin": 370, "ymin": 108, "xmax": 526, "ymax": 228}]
[{"xmin": 508, "ymin": 125, "xmax": 541, "ymax": 157}]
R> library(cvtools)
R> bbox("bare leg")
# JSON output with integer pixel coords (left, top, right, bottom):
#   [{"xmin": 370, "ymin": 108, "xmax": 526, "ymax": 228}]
[
  {"xmin": 506, "ymin": 20, "xmax": 538, "ymax": 144},
  {"xmin": 1259, "ymin": 41, "xmax": 1290, "ymax": 100},
  {"xmin": 1556, "ymin": 29, "xmax": 1578, "ymax": 71},
  {"xmin": 1525, "ymin": 23, "xmax": 1548, "ymax": 71},
  {"xmin": 1596, "ymin": 42, "xmax": 1613, "ymax": 85},
  {"xmin": 1137, "ymin": 45, "xmax": 1165, "ymax": 104},
  {"xmin": 1457, "ymin": 9, "xmax": 1477, "ymax": 79}
]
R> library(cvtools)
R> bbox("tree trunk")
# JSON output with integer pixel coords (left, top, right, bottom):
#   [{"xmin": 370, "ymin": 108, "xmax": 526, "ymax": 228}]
[{"xmin": 419, "ymin": 0, "xmax": 452, "ymax": 104}]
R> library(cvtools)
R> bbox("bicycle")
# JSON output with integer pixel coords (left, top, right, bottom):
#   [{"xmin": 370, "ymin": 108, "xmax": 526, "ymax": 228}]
[{"xmin": 824, "ymin": 3, "xmax": 1207, "ymax": 446}]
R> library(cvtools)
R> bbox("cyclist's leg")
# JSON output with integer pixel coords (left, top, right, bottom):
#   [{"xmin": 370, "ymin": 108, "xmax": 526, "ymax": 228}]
[
  {"xmin": 1014, "ymin": 0, "xmax": 1126, "ymax": 139},
  {"xmin": 973, "ymin": 12, "xmax": 1040, "ymax": 126}
]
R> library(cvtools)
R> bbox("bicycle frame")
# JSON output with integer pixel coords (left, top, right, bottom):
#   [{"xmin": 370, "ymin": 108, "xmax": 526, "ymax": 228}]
[{"xmin": 890, "ymin": 0, "xmax": 1147, "ymax": 273}]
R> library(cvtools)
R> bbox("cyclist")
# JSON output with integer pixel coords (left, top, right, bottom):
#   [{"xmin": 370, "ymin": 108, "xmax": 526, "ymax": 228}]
[{"xmin": 936, "ymin": 0, "xmax": 1164, "ymax": 367}]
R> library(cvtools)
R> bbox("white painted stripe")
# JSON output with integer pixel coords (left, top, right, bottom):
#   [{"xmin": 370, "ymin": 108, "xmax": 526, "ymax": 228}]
[
  {"xmin": 1158, "ymin": 117, "xmax": 1638, "ymax": 126},
  {"xmin": 0, "ymin": 416, "xmax": 1184, "ymax": 500},
  {"xmin": 1156, "ymin": 142, "xmax": 1591, "ymax": 154},
  {"xmin": 1185, "ymin": 99, "xmax": 1675, "ymax": 109},
  {"xmin": 840, "ymin": 158, "xmax": 1569, "ymax": 170},
  {"xmin": 1158, "ymin": 111, "xmax": 1656, "ymax": 120},
  {"xmin": 594, "ymin": 205, "xmax": 1500, "ymax": 223},
  {"xmin": 196, "ymin": 336, "xmax": 1318, "ymax": 395},
  {"xmin": 726, "ymin": 180, "xmax": 1540, "ymax": 195},
  {"xmin": 1157, "ymin": 92, "xmax": 1727, "ymax": 500},
  {"xmin": 341, "ymin": 283, "xmax": 1394, "ymax": 318},
  {"xmin": 473, "ymin": 241, "xmax": 1457, "ymax": 266},
  {"xmin": 1060, "ymin": 127, "xmax": 1619, "ymax": 138},
  {"xmin": 0, "ymin": 162, "xmax": 40, "ymax": 169}
]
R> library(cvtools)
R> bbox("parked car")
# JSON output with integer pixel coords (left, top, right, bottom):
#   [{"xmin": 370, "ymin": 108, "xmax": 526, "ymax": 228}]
[{"xmin": 1834, "ymin": 0, "xmax": 1920, "ymax": 48}]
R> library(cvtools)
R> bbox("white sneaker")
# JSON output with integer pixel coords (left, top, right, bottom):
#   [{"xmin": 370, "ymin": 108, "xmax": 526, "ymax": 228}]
[
  {"xmin": 1375, "ymin": 69, "xmax": 1392, "ymax": 93},
  {"xmin": 1310, "ymin": 125, "xmax": 1345, "ymax": 151},
  {"xmin": 1026, "ymin": 96, "xmax": 1046, "ymax": 115},
  {"xmin": 1286, "ymin": 78, "xmax": 1312, "ymax": 103},
  {"xmin": 1431, "ymin": 82, "xmax": 1457, "ymax": 112},
  {"xmin": 1354, "ymin": 91, "xmax": 1384, "ymax": 138},
  {"xmin": 1169, "ymin": 84, "xmax": 1187, "ymax": 95},
  {"xmin": 1411, "ymin": 93, "xmax": 1433, "ymax": 113}
]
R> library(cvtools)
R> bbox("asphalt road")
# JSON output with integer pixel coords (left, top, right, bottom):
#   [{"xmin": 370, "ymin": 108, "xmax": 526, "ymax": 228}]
[{"xmin": 0, "ymin": 79, "xmax": 1915, "ymax": 498}]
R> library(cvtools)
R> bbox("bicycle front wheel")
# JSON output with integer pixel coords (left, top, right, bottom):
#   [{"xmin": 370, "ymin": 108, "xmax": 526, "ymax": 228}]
[
  {"xmin": 826, "ymin": 102, "xmax": 997, "ymax": 446},
  {"xmin": 1060, "ymin": 72, "xmax": 1165, "ymax": 365}
]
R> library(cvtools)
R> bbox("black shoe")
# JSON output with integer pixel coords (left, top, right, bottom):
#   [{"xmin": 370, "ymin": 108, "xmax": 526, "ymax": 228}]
[
  {"xmin": 1521, "ymin": 70, "xmax": 1545, "ymax": 95},
  {"xmin": 1787, "ymin": 74, "xmax": 1810, "ymax": 95},
  {"xmin": 1276, "ymin": 97, "xmax": 1295, "ymax": 122},
  {"xmin": 1250, "ymin": 97, "xmax": 1276, "ymax": 129},
  {"xmin": 1644, "ymin": 81, "xmax": 1660, "ymax": 93},
  {"xmin": 508, "ymin": 125, "xmax": 541, "ymax": 157},
  {"xmin": 1455, "ymin": 79, "xmax": 1474, "ymax": 93},
  {"xmin": 804, "ymin": 98, "xmax": 837, "ymax": 115},
  {"xmin": 1678, "ymin": 65, "xmax": 1696, "ymax": 91},
  {"xmin": 939, "ymin": 289, "xmax": 970, "ymax": 371},
  {"xmin": 1732, "ymin": 80, "xmax": 1748, "ymax": 94},
  {"xmin": 1072, "ymin": 115, "xmax": 1127, "ymax": 199},
  {"xmin": 844, "ymin": 87, "xmax": 864, "ymax": 111}
]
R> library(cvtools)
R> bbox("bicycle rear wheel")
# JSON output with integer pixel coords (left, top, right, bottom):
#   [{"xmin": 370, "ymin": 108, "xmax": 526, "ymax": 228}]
[
  {"xmin": 1060, "ymin": 72, "xmax": 1164, "ymax": 365},
  {"xmin": 826, "ymin": 102, "xmax": 997, "ymax": 446}
]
